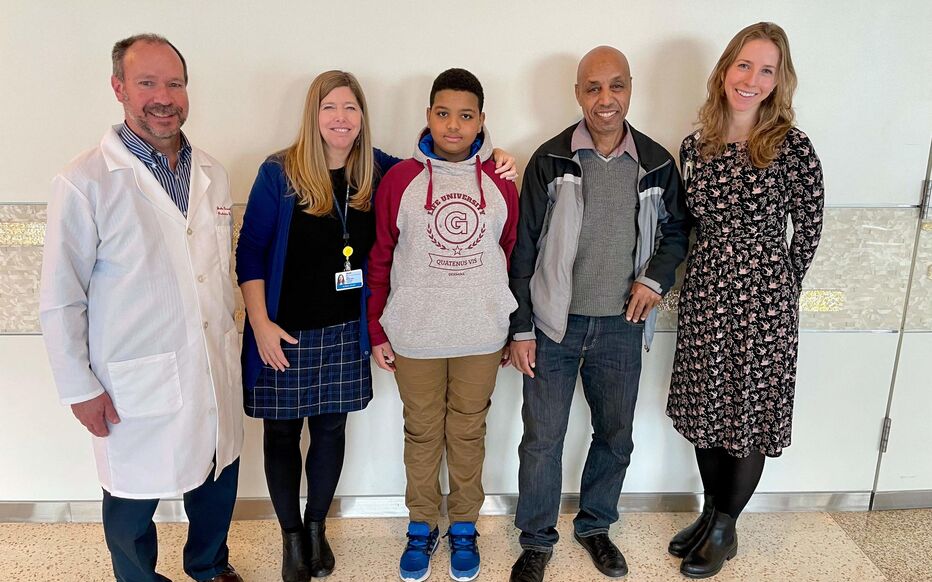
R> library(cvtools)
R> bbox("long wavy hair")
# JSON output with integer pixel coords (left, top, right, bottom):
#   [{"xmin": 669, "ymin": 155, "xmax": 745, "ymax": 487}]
[
  {"xmin": 283, "ymin": 70, "xmax": 374, "ymax": 215},
  {"xmin": 696, "ymin": 22, "xmax": 797, "ymax": 168}
]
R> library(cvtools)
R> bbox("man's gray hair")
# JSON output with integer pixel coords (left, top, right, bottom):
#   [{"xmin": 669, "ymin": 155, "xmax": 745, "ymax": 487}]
[{"xmin": 111, "ymin": 34, "xmax": 188, "ymax": 83}]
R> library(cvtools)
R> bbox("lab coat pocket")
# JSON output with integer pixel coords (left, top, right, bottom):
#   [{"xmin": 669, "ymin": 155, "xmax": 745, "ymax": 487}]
[{"xmin": 107, "ymin": 352, "xmax": 183, "ymax": 419}]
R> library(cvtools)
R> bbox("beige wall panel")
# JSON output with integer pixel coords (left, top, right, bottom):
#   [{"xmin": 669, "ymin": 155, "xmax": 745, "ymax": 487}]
[
  {"xmin": 904, "ymin": 221, "xmax": 932, "ymax": 331},
  {"xmin": 2, "ymin": 206, "xmax": 919, "ymax": 334}
]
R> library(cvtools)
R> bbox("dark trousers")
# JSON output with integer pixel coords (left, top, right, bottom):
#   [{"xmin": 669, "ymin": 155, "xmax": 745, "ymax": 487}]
[
  {"xmin": 102, "ymin": 458, "xmax": 239, "ymax": 582},
  {"xmin": 263, "ymin": 413, "xmax": 348, "ymax": 531},
  {"xmin": 515, "ymin": 315, "xmax": 643, "ymax": 550}
]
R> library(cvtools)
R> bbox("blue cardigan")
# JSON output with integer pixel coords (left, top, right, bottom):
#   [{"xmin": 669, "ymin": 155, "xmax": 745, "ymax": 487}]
[{"xmin": 235, "ymin": 149, "xmax": 401, "ymax": 391}]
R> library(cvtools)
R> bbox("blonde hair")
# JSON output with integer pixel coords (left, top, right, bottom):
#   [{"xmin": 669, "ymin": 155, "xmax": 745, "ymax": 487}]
[
  {"xmin": 283, "ymin": 70, "xmax": 374, "ymax": 215},
  {"xmin": 696, "ymin": 22, "xmax": 797, "ymax": 168}
]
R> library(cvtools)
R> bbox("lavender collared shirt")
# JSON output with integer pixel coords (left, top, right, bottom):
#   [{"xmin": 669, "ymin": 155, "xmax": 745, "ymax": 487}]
[{"xmin": 571, "ymin": 119, "xmax": 638, "ymax": 162}]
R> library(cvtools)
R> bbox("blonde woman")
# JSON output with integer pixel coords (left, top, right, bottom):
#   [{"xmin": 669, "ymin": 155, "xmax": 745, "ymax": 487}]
[
  {"xmin": 666, "ymin": 23, "xmax": 824, "ymax": 579},
  {"xmin": 236, "ymin": 71, "xmax": 516, "ymax": 582}
]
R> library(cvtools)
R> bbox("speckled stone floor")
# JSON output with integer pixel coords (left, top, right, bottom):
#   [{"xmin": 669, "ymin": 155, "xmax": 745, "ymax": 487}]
[
  {"xmin": 830, "ymin": 509, "xmax": 932, "ymax": 582},
  {"xmin": 1, "ymin": 511, "xmax": 928, "ymax": 581}
]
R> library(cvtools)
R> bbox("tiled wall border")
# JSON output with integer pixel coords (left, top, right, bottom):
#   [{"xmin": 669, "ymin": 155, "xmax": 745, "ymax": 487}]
[{"xmin": 0, "ymin": 204, "xmax": 927, "ymax": 334}]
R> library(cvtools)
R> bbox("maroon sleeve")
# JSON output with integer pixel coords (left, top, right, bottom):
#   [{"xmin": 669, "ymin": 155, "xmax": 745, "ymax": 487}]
[
  {"xmin": 367, "ymin": 160, "xmax": 423, "ymax": 346},
  {"xmin": 484, "ymin": 162, "xmax": 520, "ymax": 271}
]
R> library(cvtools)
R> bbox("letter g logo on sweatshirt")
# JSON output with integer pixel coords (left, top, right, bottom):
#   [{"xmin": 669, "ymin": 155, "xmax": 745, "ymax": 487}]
[{"xmin": 436, "ymin": 200, "xmax": 480, "ymax": 245}]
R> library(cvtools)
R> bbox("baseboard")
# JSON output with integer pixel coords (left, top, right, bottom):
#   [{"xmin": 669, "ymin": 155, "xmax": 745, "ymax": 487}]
[
  {"xmin": 0, "ymin": 491, "xmax": 873, "ymax": 523},
  {"xmin": 871, "ymin": 490, "xmax": 932, "ymax": 510}
]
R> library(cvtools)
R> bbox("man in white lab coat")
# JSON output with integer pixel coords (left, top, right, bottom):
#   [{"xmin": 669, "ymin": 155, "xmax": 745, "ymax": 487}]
[{"xmin": 40, "ymin": 34, "xmax": 244, "ymax": 582}]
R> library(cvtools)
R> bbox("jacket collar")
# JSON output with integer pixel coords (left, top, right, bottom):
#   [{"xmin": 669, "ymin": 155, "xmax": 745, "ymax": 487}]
[
  {"xmin": 545, "ymin": 120, "xmax": 671, "ymax": 173},
  {"xmin": 100, "ymin": 125, "xmax": 212, "ymax": 226},
  {"xmin": 570, "ymin": 120, "xmax": 638, "ymax": 162}
]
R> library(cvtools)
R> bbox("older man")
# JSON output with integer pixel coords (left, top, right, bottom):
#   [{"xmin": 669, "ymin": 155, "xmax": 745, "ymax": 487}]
[
  {"xmin": 40, "ymin": 34, "xmax": 243, "ymax": 582},
  {"xmin": 508, "ymin": 46, "xmax": 689, "ymax": 581}
]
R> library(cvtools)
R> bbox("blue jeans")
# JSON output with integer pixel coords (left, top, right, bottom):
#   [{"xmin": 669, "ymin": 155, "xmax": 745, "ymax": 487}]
[
  {"xmin": 515, "ymin": 315, "xmax": 642, "ymax": 550},
  {"xmin": 102, "ymin": 458, "xmax": 240, "ymax": 582}
]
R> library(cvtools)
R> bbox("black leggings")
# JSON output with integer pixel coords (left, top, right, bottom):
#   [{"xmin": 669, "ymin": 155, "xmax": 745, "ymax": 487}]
[
  {"xmin": 263, "ymin": 413, "xmax": 348, "ymax": 531},
  {"xmin": 695, "ymin": 446, "xmax": 765, "ymax": 518}
]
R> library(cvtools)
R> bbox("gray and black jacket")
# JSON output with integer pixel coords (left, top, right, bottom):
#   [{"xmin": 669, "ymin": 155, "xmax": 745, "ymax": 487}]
[{"xmin": 508, "ymin": 122, "xmax": 690, "ymax": 349}]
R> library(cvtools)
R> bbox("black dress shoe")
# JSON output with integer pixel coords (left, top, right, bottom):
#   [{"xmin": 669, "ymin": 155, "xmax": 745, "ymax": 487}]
[
  {"xmin": 206, "ymin": 565, "xmax": 243, "ymax": 582},
  {"xmin": 510, "ymin": 549, "xmax": 552, "ymax": 582},
  {"xmin": 669, "ymin": 494, "xmax": 715, "ymax": 558},
  {"xmin": 574, "ymin": 532, "xmax": 628, "ymax": 577},
  {"xmin": 681, "ymin": 509, "xmax": 738, "ymax": 579},
  {"xmin": 305, "ymin": 519, "xmax": 335, "ymax": 577},
  {"xmin": 281, "ymin": 529, "xmax": 311, "ymax": 582}
]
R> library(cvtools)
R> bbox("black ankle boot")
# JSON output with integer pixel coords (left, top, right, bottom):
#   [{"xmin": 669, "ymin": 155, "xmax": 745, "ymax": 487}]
[
  {"xmin": 281, "ymin": 529, "xmax": 311, "ymax": 582},
  {"xmin": 680, "ymin": 509, "xmax": 738, "ymax": 579},
  {"xmin": 305, "ymin": 520, "xmax": 335, "ymax": 577},
  {"xmin": 669, "ymin": 494, "xmax": 715, "ymax": 558}
]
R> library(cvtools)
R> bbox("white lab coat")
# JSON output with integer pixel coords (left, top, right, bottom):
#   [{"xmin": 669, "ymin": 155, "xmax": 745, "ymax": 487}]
[{"xmin": 40, "ymin": 127, "xmax": 244, "ymax": 499}]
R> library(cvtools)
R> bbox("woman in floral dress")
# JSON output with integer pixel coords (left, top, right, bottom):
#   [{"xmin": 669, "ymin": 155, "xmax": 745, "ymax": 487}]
[{"xmin": 665, "ymin": 22, "xmax": 824, "ymax": 579}]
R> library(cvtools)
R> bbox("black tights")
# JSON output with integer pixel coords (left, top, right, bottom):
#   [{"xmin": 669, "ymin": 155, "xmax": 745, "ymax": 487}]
[
  {"xmin": 263, "ymin": 413, "xmax": 348, "ymax": 531},
  {"xmin": 695, "ymin": 447, "xmax": 765, "ymax": 518}
]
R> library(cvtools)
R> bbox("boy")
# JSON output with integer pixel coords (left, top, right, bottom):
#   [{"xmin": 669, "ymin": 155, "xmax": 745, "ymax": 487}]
[{"xmin": 367, "ymin": 68, "xmax": 519, "ymax": 582}]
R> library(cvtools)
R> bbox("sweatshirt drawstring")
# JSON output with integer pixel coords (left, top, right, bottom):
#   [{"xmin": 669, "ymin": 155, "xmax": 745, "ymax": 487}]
[
  {"xmin": 424, "ymin": 158, "xmax": 434, "ymax": 211},
  {"xmin": 424, "ymin": 155, "xmax": 486, "ymax": 211},
  {"xmin": 474, "ymin": 155, "xmax": 486, "ymax": 210}
]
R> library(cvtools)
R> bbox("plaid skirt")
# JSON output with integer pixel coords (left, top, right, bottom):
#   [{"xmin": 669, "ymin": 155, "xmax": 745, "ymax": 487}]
[{"xmin": 245, "ymin": 320, "xmax": 373, "ymax": 419}]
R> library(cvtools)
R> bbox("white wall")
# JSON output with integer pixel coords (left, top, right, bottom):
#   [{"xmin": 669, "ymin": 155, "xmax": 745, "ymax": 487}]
[
  {"xmin": 0, "ymin": 332, "xmax": 902, "ymax": 501},
  {"xmin": 877, "ymin": 334, "xmax": 932, "ymax": 492},
  {"xmin": 2, "ymin": 1, "xmax": 931, "ymax": 503},
  {"xmin": 2, "ymin": 1, "xmax": 930, "ymax": 206}
]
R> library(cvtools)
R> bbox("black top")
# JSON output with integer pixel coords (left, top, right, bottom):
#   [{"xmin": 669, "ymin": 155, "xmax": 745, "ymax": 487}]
[{"xmin": 276, "ymin": 169, "xmax": 376, "ymax": 331}]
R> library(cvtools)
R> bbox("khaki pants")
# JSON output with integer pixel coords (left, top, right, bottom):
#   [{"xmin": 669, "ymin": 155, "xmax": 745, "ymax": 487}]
[{"xmin": 394, "ymin": 350, "xmax": 502, "ymax": 528}]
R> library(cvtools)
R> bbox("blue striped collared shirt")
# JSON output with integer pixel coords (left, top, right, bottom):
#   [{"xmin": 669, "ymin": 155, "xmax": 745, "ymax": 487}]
[{"xmin": 117, "ymin": 123, "xmax": 193, "ymax": 217}]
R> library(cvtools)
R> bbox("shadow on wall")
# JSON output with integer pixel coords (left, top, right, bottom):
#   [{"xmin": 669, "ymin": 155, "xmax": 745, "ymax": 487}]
[
  {"xmin": 229, "ymin": 38, "xmax": 715, "ymax": 200},
  {"xmin": 228, "ymin": 72, "xmax": 311, "ymax": 202},
  {"xmin": 375, "ymin": 74, "xmax": 436, "ymax": 161},
  {"xmin": 502, "ymin": 39, "xmax": 715, "ymax": 186},
  {"xmin": 228, "ymin": 69, "xmax": 439, "ymax": 200},
  {"xmin": 510, "ymin": 52, "xmax": 580, "ymax": 189},
  {"xmin": 637, "ymin": 36, "xmax": 717, "ymax": 157},
  {"xmin": 376, "ymin": 61, "xmax": 578, "ymax": 189}
]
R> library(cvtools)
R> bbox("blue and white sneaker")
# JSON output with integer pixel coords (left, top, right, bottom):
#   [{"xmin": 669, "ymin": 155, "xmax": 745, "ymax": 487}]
[
  {"xmin": 400, "ymin": 521, "xmax": 440, "ymax": 582},
  {"xmin": 446, "ymin": 521, "xmax": 480, "ymax": 581}
]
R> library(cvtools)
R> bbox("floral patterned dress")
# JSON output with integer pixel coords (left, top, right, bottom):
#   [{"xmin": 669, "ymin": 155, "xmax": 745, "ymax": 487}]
[{"xmin": 666, "ymin": 128, "xmax": 824, "ymax": 458}]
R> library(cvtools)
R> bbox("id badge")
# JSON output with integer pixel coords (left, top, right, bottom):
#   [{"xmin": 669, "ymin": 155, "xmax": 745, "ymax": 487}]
[{"xmin": 335, "ymin": 269, "xmax": 363, "ymax": 291}]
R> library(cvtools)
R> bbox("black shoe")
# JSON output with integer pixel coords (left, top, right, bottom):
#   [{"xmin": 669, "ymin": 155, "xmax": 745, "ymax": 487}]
[
  {"xmin": 510, "ymin": 549, "xmax": 552, "ymax": 582},
  {"xmin": 305, "ymin": 520, "xmax": 335, "ymax": 577},
  {"xmin": 680, "ymin": 509, "xmax": 738, "ymax": 579},
  {"xmin": 669, "ymin": 495, "xmax": 715, "ymax": 558},
  {"xmin": 573, "ymin": 532, "xmax": 628, "ymax": 577},
  {"xmin": 281, "ymin": 529, "xmax": 311, "ymax": 582}
]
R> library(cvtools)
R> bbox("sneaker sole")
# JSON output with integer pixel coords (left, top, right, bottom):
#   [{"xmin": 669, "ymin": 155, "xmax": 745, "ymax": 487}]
[
  {"xmin": 400, "ymin": 563, "xmax": 431, "ymax": 582},
  {"xmin": 449, "ymin": 564, "xmax": 480, "ymax": 582},
  {"xmin": 400, "ymin": 536, "xmax": 440, "ymax": 582}
]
